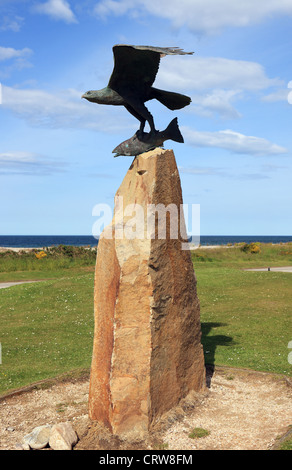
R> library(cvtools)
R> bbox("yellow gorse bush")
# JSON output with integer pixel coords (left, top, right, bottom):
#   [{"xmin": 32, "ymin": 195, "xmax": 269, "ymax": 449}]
[
  {"xmin": 35, "ymin": 250, "xmax": 47, "ymax": 259},
  {"xmin": 241, "ymin": 242, "xmax": 261, "ymax": 254}
]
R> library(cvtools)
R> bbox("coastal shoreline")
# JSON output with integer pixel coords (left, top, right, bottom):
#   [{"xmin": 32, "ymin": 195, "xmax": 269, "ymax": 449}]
[
  {"xmin": 0, "ymin": 246, "xmax": 96, "ymax": 253},
  {"xmin": 1, "ymin": 242, "xmax": 290, "ymax": 253},
  {"xmin": 0, "ymin": 247, "xmax": 38, "ymax": 252},
  {"xmin": 0, "ymin": 244, "xmax": 228, "ymax": 252}
]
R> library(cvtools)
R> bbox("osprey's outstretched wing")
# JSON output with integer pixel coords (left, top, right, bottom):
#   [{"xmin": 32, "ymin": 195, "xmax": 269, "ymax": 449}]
[{"xmin": 108, "ymin": 45, "xmax": 193, "ymax": 98}]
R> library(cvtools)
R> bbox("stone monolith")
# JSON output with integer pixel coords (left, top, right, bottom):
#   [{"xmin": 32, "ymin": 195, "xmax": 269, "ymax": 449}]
[{"xmin": 89, "ymin": 148, "xmax": 205, "ymax": 439}]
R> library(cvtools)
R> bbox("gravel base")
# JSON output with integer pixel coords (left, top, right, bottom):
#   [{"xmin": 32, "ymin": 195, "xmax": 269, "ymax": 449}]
[{"xmin": 0, "ymin": 367, "xmax": 291, "ymax": 451}]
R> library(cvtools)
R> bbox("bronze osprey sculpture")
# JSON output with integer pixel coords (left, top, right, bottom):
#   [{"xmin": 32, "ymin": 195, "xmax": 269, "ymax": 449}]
[{"xmin": 82, "ymin": 45, "xmax": 193, "ymax": 139}]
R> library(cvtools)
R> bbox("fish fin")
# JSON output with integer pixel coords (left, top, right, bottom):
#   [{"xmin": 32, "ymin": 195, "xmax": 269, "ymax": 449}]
[{"xmin": 165, "ymin": 118, "xmax": 184, "ymax": 143}]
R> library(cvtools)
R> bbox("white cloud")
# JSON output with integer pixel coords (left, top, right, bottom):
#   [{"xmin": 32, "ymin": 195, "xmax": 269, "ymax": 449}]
[
  {"xmin": 0, "ymin": 46, "xmax": 33, "ymax": 79},
  {"xmin": 188, "ymin": 90, "xmax": 242, "ymax": 119},
  {"xmin": 0, "ymin": 152, "xmax": 39, "ymax": 164},
  {"xmin": 94, "ymin": 0, "xmax": 292, "ymax": 34},
  {"xmin": 179, "ymin": 166, "xmax": 226, "ymax": 176},
  {"xmin": 155, "ymin": 55, "xmax": 282, "ymax": 119},
  {"xmin": 182, "ymin": 127, "xmax": 288, "ymax": 156},
  {"xmin": 179, "ymin": 165, "xmax": 270, "ymax": 180},
  {"xmin": 157, "ymin": 56, "xmax": 280, "ymax": 92},
  {"xmin": 262, "ymin": 89, "xmax": 289, "ymax": 102},
  {"xmin": 0, "ymin": 151, "xmax": 66, "ymax": 175},
  {"xmin": 0, "ymin": 46, "xmax": 32, "ymax": 62},
  {"xmin": 34, "ymin": 0, "xmax": 77, "ymax": 23},
  {"xmin": 0, "ymin": 15, "xmax": 24, "ymax": 32},
  {"xmin": 1, "ymin": 85, "xmax": 134, "ymax": 132}
]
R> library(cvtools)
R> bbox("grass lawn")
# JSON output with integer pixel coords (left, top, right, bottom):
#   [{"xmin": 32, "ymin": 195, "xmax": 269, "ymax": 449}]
[
  {"xmin": 0, "ymin": 243, "xmax": 291, "ymax": 395},
  {"xmin": 278, "ymin": 436, "xmax": 292, "ymax": 450},
  {"xmin": 192, "ymin": 243, "xmax": 292, "ymax": 375},
  {"xmin": 197, "ymin": 266, "xmax": 291, "ymax": 375},
  {"xmin": 0, "ymin": 269, "xmax": 95, "ymax": 394}
]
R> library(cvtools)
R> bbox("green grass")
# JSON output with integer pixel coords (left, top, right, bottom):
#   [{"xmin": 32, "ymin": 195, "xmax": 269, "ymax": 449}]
[
  {"xmin": 193, "ymin": 245, "xmax": 292, "ymax": 375},
  {"xmin": 0, "ymin": 245, "xmax": 97, "ymax": 281},
  {"xmin": 197, "ymin": 266, "xmax": 291, "ymax": 375},
  {"xmin": 192, "ymin": 242, "xmax": 292, "ymax": 268},
  {"xmin": 0, "ymin": 243, "xmax": 291, "ymax": 395},
  {"xmin": 188, "ymin": 427, "xmax": 210, "ymax": 439},
  {"xmin": 273, "ymin": 427, "xmax": 292, "ymax": 450},
  {"xmin": 278, "ymin": 437, "xmax": 292, "ymax": 450},
  {"xmin": 0, "ymin": 271, "xmax": 95, "ymax": 394}
]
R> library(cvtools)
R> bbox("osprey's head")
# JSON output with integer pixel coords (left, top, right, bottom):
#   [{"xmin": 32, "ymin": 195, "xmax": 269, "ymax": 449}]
[
  {"xmin": 82, "ymin": 90, "xmax": 100, "ymax": 103},
  {"xmin": 82, "ymin": 87, "xmax": 124, "ymax": 105},
  {"xmin": 82, "ymin": 88, "xmax": 112, "ymax": 104}
]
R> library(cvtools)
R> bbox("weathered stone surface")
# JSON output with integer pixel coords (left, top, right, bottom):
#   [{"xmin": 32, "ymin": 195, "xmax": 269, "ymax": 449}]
[
  {"xmin": 23, "ymin": 425, "xmax": 52, "ymax": 450},
  {"xmin": 15, "ymin": 442, "xmax": 30, "ymax": 450},
  {"xmin": 89, "ymin": 148, "xmax": 206, "ymax": 439},
  {"xmin": 48, "ymin": 422, "xmax": 78, "ymax": 450}
]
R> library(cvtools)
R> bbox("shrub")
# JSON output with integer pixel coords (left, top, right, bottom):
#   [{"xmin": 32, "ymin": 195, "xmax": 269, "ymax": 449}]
[
  {"xmin": 0, "ymin": 245, "xmax": 97, "ymax": 272},
  {"xmin": 240, "ymin": 242, "xmax": 261, "ymax": 254},
  {"xmin": 35, "ymin": 250, "xmax": 47, "ymax": 259}
]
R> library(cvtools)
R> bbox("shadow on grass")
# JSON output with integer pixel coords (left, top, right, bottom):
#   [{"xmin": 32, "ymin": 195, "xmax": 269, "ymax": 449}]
[{"xmin": 201, "ymin": 322, "xmax": 234, "ymax": 387}]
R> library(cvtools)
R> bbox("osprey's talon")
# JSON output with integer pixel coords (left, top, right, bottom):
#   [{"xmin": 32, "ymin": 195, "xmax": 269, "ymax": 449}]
[
  {"xmin": 136, "ymin": 129, "xmax": 146, "ymax": 140},
  {"xmin": 149, "ymin": 129, "xmax": 159, "ymax": 137}
]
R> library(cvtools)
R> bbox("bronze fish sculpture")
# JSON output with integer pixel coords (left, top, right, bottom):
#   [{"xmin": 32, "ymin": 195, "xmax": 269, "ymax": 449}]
[{"xmin": 112, "ymin": 118, "xmax": 184, "ymax": 157}]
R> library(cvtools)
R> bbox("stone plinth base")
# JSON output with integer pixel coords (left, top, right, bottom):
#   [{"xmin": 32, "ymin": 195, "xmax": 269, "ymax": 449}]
[{"xmin": 89, "ymin": 148, "xmax": 205, "ymax": 439}]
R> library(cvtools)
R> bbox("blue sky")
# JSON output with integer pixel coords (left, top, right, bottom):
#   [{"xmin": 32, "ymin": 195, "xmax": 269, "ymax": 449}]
[{"xmin": 0, "ymin": 0, "xmax": 292, "ymax": 236}]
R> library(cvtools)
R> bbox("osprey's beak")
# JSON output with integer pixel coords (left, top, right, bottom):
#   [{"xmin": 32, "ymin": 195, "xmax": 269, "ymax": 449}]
[{"xmin": 81, "ymin": 94, "xmax": 86, "ymax": 99}]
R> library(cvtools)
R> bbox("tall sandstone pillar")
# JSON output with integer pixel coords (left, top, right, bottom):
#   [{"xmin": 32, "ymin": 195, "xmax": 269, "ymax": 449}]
[{"xmin": 89, "ymin": 148, "xmax": 206, "ymax": 439}]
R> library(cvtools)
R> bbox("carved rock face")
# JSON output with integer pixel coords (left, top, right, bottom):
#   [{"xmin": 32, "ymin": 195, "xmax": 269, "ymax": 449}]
[{"xmin": 89, "ymin": 148, "xmax": 206, "ymax": 440}]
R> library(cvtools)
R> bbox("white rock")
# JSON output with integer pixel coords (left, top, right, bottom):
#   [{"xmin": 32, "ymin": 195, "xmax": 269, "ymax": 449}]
[
  {"xmin": 49, "ymin": 422, "xmax": 78, "ymax": 450},
  {"xmin": 15, "ymin": 442, "xmax": 30, "ymax": 450},
  {"xmin": 23, "ymin": 425, "xmax": 52, "ymax": 450}
]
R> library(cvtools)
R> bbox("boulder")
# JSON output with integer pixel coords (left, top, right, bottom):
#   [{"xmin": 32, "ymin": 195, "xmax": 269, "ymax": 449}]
[
  {"xmin": 23, "ymin": 425, "xmax": 52, "ymax": 450},
  {"xmin": 49, "ymin": 422, "xmax": 78, "ymax": 450},
  {"xmin": 89, "ymin": 148, "xmax": 206, "ymax": 439}
]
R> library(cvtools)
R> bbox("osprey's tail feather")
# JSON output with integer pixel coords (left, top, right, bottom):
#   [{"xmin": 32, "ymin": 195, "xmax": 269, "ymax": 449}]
[{"xmin": 151, "ymin": 87, "xmax": 191, "ymax": 110}]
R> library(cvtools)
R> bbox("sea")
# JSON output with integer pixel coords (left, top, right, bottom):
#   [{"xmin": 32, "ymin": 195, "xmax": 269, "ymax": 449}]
[{"xmin": 0, "ymin": 235, "xmax": 291, "ymax": 249}]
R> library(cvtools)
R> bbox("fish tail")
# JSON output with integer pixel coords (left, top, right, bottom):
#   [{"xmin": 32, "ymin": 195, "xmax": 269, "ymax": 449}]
[{"xmin": 165, "ymin": 118, "xmax": 184, "ymax": 143}]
